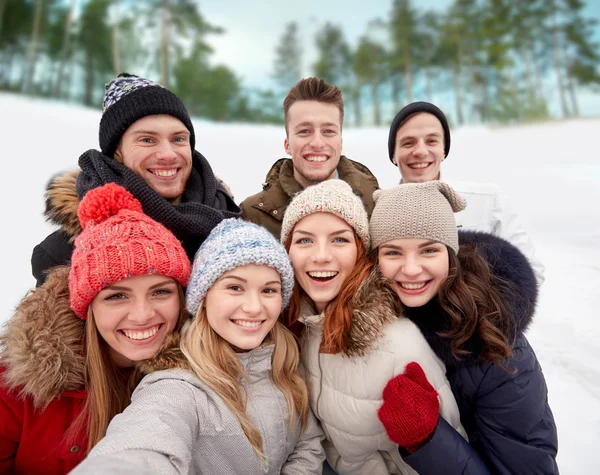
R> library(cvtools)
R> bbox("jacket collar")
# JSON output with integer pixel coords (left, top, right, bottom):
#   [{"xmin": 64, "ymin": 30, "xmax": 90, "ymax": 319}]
[
  {"xmin": 0, "ymin": 266, "xmax": 86, "ymax": 408},
  {"xmin": 301, "ymin": 268, "xmax": 401, "ymax": 358}
]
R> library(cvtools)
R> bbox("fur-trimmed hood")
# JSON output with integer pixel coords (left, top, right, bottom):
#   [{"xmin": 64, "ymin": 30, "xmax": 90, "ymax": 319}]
[
  {"xmin": 405, "ymin": 230, "xmax": 538, "ymax": 368},
  {"xmin": 42, "ymin": 169, "xmax": 236, "ymax": 243},
  {"xmin": 300, "ymin": 267, "xmax": 401, "ymax": 357},
  {"xmin": 0, "ymin": 266, "xmax": 85, "ymax": 408}
]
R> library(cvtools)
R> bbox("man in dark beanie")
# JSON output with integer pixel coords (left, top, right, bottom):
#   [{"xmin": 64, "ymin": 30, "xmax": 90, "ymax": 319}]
[
  {"xmin": 387, "ymin": 101, "xmax": 545, "ymax": 285},
  {"xmin": 31, "ymin": 73, "xmax": 241, "ymax": 286}
]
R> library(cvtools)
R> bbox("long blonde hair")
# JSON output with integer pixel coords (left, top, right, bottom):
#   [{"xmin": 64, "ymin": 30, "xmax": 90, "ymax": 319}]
[
  {"xmin": 70, "ymin": 284, "xmax": 187, "ymax": 453},
  {"xmin": 180, "ymin": 304, "xmax": 309, "ymax": 460}
]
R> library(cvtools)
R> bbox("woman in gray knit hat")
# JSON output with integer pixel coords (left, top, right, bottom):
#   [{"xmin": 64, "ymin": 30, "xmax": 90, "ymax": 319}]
[{"xmin": 370, "ymin": 181, "xmax": 558, "ymax": 475}]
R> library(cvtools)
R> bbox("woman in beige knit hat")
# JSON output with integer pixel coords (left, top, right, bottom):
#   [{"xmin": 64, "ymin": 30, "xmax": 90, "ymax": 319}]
[
  {"xmin": 281, "ymin": 179, "xmax": 466, "ymax": 475},
  {"xmin": 370, "ymin": 181, "xmax": 558, "ymax": 475}
]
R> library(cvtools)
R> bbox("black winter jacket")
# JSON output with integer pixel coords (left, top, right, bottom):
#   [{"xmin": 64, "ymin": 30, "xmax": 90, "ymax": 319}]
[{"xmin": 403, "ymin": 231, "xmax": 559, "ymax": 475}]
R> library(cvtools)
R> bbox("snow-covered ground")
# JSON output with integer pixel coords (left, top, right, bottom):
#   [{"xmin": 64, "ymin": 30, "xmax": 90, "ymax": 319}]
[{"xmin": 1, "ymin": 92, "xmax": 599, "ymax": 473}]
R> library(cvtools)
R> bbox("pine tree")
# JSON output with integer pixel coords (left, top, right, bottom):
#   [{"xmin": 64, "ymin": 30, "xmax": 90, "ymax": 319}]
[{"xmin": 272, "ymin": 21, "xmax": 302, "ymax": 95}]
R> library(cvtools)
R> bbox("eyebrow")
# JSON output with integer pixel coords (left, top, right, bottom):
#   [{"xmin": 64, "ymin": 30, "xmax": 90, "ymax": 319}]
[
  {"xmin": 105, "ymin": 279, "xmax": 175, "ymax": 292},
  {"xmin": 131, "ymin": 129, "xmax": 190, "ymax": 136},
  {"xmin": 380, "ymin": 240, "xmax": 441, "ymax": 251},
  {"xmin": 293, "ymin": 229, "xmax": 353, "ymax": 238},
  {"xmin": 399, "ymin": 132, "xmax": 442, "ymax": 141},
  {"xmin": 218, "ymin": 275, "xmax": 281, "ymax": 286},
  {"xmin": 294, "ymin": 121, "xmax": 339, "ymax": 129}
]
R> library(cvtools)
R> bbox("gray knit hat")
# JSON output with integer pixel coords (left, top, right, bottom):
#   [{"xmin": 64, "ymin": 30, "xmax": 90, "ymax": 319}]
[
  {"xmin": 369, "ymin": 181, "xmax": 466, "ymax": 253},
  {"xmin": 280, "ymin": 179, "xmax": 370, "ymax": 248},
  {"xmin": 186, "ymin": 218, "xmax": 294, "ymax": 316}
]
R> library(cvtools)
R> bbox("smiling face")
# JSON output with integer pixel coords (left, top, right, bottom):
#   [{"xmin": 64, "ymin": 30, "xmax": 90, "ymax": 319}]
[
  {"xmin": 392, "ymin": 113, "xmax": 445, "ymax": 183},
  {"xmin": 377, "ymin": 238, "xmax": 450, "ymax": 307},
  {"xmin": 288, "ymin": 212, "xmax": 358, "ymax": 313},
  {"xmin": 284, "ymin": 100, "xmax": 343, "ymax": 188},
  {"xmin": 203, "ymin": 264, "xmax": 282, "ymax": 351},
  {"xmin": 115, "ymin": 114, "xmax": 192, "ymax": 203},
  {"xmin": 90, "ymin": 274, "xmax": 181, "ymax": 368}
]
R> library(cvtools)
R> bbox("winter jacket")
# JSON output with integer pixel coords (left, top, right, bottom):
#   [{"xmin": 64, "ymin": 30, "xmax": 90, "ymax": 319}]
[
  {"xmin": 240, "ymin": 156, "xmax": 379, "ymax": 240},
  {"xmin": 299, "ymin": 271, "xmax": 467, "ymax": 475},
  {"xmin": 0, "ymin": 267, "xmax": 87, "ymax": 474},
  {"xmin": 32, "ymin": 150, "xmax": 240, "ymax": 287},
  {"xmin": 70, "ymin": 345, "xmax": 326, "ymax": 475},
  {"xmin": 402, "ymin": 231, "xmax": 559, "ymax": 475},
  {"xmin": 444, "ymin": 178, "xmax": 545, "ymax": 286}
]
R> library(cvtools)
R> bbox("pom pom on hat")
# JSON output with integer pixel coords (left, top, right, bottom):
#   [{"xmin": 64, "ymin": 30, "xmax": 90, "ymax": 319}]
[{"xmin": 78, "ymin": 183, "xmax": 143, "ymax": 229}]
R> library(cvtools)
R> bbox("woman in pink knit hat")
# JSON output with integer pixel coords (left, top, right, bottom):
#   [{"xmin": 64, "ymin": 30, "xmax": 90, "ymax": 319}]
[{"xmin": 0, "ymin": 183, "xmax": 191, "ymax": 475}]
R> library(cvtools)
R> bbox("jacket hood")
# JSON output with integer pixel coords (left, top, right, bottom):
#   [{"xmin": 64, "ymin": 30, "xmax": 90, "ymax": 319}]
[
  {"xmin": 406, "ymin": 230, "xmax": 538, "ymax": 368},
  {"xmin": 302, "ymin": 267, "xmax": 401, "ymax": 358},
  {"xmin": 44, "ymin": 170, "xmax": 82, "ymax": 242},
  {"xmin": 0, "ymin": 266, "xmax": 85, "ymax": 408}
]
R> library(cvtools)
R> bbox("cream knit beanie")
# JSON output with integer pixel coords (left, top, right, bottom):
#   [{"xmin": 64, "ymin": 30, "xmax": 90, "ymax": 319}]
[
  {"xmin": 280, "ymin": 179, "xmax": 370, "ymax": 248},
  {"xmin": 369, "ymin": 181, "xmax": 466, "ymax": 253}
]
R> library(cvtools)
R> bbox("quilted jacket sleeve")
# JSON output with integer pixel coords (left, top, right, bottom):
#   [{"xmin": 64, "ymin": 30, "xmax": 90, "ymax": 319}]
[{"xmin": 405, "ymin": 336, "xmax": 559, "ymax": 475}]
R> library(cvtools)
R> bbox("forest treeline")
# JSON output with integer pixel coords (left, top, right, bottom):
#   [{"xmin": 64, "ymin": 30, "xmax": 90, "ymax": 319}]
[{"xmin": 1, "ymin": 0, "xmax": 598, "ymax": 125}]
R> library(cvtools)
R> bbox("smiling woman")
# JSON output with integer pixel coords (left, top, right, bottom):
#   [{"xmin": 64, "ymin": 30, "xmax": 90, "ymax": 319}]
[{"xmin": 0, "ymin": 183, "xmax": 191, "ymax": 475}]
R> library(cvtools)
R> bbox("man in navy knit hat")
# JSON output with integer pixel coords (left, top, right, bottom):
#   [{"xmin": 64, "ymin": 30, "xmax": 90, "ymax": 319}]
[
  {"xmin": 31, "ymin": 74, "xmax": 241, "ymax": 286},
  {"xmin": 387, "ymin": 102, "xmax": 545, "ymax": 285}
]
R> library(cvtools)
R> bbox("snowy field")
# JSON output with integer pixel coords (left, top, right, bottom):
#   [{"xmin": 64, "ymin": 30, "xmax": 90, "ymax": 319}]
[{"xmin": 1, "ymin": 92, "xmax": 599, "ymax": 473}]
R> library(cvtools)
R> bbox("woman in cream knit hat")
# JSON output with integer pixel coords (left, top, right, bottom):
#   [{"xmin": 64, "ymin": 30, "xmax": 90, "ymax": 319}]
[
  {"xmin": 281, "ymin": 179, "xmax": 466, "ymax": 475},
  {"xmin": 370, "ymin": 181, "xmax": 558, "ymax": 475}
]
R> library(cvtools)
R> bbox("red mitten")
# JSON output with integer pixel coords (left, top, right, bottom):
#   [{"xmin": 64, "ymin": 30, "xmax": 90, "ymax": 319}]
[{"xmin": 377, "ymin": 362, "xmax": 440, "ymax": 452}]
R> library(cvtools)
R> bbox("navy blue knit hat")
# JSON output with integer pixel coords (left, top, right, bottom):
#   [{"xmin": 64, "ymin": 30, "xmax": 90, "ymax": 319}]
[
  {"xmin": 99, "ymin": 73, "xmax": 195, "ymax": 157},
  {"xmin": 388, "ymin": 101, "xmax": 450, "ymax": 164}
]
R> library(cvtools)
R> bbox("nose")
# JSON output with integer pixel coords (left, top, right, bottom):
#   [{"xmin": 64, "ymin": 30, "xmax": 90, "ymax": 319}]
[
  {"xmin": 309, "ymin": 133, "xmax": 325, "ymax": 149},
  {"xmin": 413, "ymin": 139, "xmax": 427, "ymax": 157},
  {"xmin": 241, "ymin": 291, "xmax": 262, "ymax": 317},
  {"xmin": 402, "ymin": 255, "xmax": 422, "ymax": 277},
  {"xmin": 155, "ymin": 140, "xmax": 177, "ymax": 161},
  {"xmin": 311, "ymin": 242, "xmax": 333, "ymax": 263},
  {"xmin": 128, "ymin": 299, "xmax": 154, "ymax": 325}
]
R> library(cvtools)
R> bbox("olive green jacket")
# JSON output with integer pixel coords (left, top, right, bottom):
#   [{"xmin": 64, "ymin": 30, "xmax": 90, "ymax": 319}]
[{"xmin": 240, "ymin": 156, "xmax": 379, "ymax": 240}]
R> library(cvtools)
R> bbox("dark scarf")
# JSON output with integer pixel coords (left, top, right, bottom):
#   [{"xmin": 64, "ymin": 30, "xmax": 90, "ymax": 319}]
[{"xmin": 77, "ymin": 149, "xmax": 241, "ymax": 260}]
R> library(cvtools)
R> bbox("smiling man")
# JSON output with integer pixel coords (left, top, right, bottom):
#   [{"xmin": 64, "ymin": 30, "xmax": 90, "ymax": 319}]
[
  {"xmin": 388, "ymin": 101, "xmax": 545, "ymax": 285},
  {"xmin": 240, "ymin": 77, "xmax": 379, "ymax": 239},
  {"xmin": 31, "ymin": 74, "xmax": 240, "ymax": 286}
]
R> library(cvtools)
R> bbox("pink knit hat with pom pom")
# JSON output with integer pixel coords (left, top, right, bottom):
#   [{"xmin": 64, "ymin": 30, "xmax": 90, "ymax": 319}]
[{"xmin": 69, "ymin": 183, "xmax": 191, "ymax": 319}]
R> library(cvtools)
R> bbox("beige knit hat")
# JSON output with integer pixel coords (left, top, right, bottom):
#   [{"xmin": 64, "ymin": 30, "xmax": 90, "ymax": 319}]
[
  {"xmin": 280, "ymin": 179, "xmax": 370, "ymax": 248},
  {"xmin": 369, "ymin": 181, "xmax": 466, "ymax": 253}
]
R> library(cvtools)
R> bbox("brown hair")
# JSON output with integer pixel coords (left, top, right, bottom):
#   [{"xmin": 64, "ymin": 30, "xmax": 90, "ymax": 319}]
[
  {"xmin": 437, "ymin": 243, "xmax": 518, "ymax": 365},
  {"xmin": 284, "ymin": 233, "xmax": 371, "ymax": 354},
  {"xmin": 283, "ymin": 77, "xmax": 344, "ymax": 134},
  {"xmin": 70, "ymin": 284, "xmax": 187, "ymax": 453},
  {"xmin": 180, "ymin": 307, "xmax": 309, "ymax": 462}
]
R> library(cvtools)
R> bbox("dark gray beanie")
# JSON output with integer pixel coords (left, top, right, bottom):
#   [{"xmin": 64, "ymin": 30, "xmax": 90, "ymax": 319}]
[
  {"xmin": 99, "ymin": 73, "xmax": 195, "ymax": 157},
  {"xmin": 388, "ymin": 101, "xmax": 450, "ymax": 164}
]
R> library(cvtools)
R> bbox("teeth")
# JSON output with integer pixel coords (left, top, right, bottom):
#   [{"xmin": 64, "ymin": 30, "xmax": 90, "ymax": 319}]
[
  {"xmin": 122, "ymin": 325, "xmax": 159, "ymax": 340},
  {"xmin": 410, "ymin": 163, "xmax": 429, "ymax": 169},
  {"xmin": 234, "ymin": 320, "xmax": 262, "ymax": 328},
  {"xmin": 400, "ymin": 282, "xmax": 426, "ymax": 290},
  {"xmin": 308, "ymin": 271, "xmax": 338, "ymax": 278},
  {"xmin": 305, "ymin": 155, "xmax": 327, "ymax": 163},
  {"xmin": 151, "ymin": 169, "xmax": 177, "ymax": 177}
]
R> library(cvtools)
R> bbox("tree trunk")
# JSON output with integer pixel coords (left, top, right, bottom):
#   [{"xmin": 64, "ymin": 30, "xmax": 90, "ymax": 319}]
[
  {"xmin": 160, "ymin": 0, "xmax": 170, "ymax": 87},
  {"xmin": 391, "ymin": 76, "xmax": 402, "ymax": 111},
  {"xmin": 84, "ymin": 53, "xmax": 94, "ymax": 106},
  {"xmin": 523, "ymin": 49, "xmax": 535, "ymax": 101},
  {"xmin": 112, "ymin": 0, "xmax": 121, "ymax": 76},
  {"xmin": 465, "ymin": 38, "xmax": 481, "ymax": 122},
  {"xmin": 550, "ymin": 1, "xmax": 570, "ymax": 117},
  {"xmin": 55, "ymin": 0, "xmax": 76, "ymax": 98},
  {"xmin": 22, "ymin": 0, "xmax": 44, "ymax": 94},
  {"xmin": 452, "ymin": 65, "xmax": 464, "ymax": 125},
  {"xmin": 372, "ymin": 84, "xmax": 381, "ymax": 126},
  {"xmin": 404, "ymin": 52, "xmax": 413, "ymax": 103},
  {"xmin": 565, "ymin": 61, "xmax": 579, "ymax": 116},
  {"xmin": 424, "ymin": 64, "xmax": 432, "ymax": 102}
]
